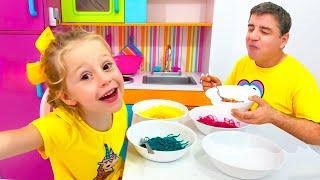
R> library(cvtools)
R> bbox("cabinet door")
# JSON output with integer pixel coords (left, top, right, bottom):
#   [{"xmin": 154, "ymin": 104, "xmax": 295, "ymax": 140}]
[
  {"xmin": 61, "ymin": 0, "xmax": 124, "ymax": 22},
  {"xmin": 0, "ymin": 0, "xmax": 45, "ymax": 31},
  {"xmin": 0, "ymin": 34, "xmax": 53, "ymax": 179}
]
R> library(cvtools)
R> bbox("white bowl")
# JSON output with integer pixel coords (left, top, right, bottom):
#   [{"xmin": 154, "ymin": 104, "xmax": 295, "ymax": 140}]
[
  {"xmin": 126, "ymin": 120, "xmax": 196, "ymax": 162},
  {"xmin": 202, "ymin": 131, "xmax": 285, "ymax": 179},
  {"xmin": 189, "ymin": 105, "xmax": 249, "ymax": 135},
  {"xmin": 205, "ymin": 85, "xmax": 259, "ymax": 111},
  {"xmin": 132, "ymin": 99, "xmax": 189, "ymax": 123}
]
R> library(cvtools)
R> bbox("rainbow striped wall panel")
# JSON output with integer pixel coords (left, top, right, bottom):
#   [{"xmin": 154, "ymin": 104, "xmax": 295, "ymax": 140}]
[{"xmin": 70, "ymin": 26, "xmax": 205, "ymax": 72}]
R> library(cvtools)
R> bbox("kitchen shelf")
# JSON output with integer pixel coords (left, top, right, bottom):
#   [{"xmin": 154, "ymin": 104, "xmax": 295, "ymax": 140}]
[{"xmin": 61, "ymin": 22, "xmax": 212, "ymax": 27}]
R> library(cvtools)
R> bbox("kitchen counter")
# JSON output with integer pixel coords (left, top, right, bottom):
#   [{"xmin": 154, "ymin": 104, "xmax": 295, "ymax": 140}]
[{"xmin": 123, "ymin": 72, "xmax": 211, "ymax": 106}]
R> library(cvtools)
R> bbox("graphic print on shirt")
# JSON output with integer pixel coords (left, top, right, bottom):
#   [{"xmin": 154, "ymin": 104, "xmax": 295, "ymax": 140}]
[
  {"xmin": 94, "ymin": 144, "xmax": 120, "ymax": 180},
  {"xmin": 238, "ymin": 79, "xmax": 264, "ymax": 98}
]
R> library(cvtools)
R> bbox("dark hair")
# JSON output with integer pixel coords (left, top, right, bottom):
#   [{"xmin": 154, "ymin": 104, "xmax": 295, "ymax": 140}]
[{"xmin": 250, "ymin": 2, "xmax": 291, "ymax": 35}]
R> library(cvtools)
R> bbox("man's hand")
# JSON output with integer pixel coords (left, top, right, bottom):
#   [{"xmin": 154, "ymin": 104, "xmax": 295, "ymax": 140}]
[
  {"xmin": 201, "ymin": 74, "xmax": 222, "ymax": 91},
  {"xmin": 231, "ymin": 95, "xmax": 278, "ymax": 124}
]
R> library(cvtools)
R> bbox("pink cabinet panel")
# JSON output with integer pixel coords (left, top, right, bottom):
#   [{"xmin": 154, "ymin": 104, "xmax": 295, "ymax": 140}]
[
  {"xmin": 0, "ymin": 0, "xmax": 45, "ymax": 32},
  {"xmin": 0, "ymin": 34, "xmax": 39, "ymax": 125},
  {"xmin": 0, "ymin": 34, "xmax": 53, "ymax": 179}
]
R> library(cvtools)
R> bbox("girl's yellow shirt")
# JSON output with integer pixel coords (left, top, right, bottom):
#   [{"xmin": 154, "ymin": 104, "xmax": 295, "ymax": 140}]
[{"xmin": 31, "ymin": 103, "xmax": 128, "ymax": 180}]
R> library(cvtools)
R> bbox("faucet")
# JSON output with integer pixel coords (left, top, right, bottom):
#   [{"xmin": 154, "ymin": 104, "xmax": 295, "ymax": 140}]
[
  {"xmin": 151, "ymin": 45, "xmax": 181, "ymax": 76},
  {"xmin": 164, "ymin": 45, "xmax": 171, "ymax": 72}
]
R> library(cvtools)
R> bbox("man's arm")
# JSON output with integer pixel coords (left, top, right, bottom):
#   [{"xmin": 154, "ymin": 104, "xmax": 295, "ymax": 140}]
[
  {"xmin": 232, "ymin": 96, "xmax": 320, "ymax": 145},
  {"xmin": 271, "ymin": 111, "xmax": 320, "ymax": 145}
]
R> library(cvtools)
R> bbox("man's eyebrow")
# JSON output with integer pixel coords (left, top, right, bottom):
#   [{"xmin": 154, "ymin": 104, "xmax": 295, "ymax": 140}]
[{"xmin": 260, "ymin": 26, "xmax": 272, "ymax": 32}]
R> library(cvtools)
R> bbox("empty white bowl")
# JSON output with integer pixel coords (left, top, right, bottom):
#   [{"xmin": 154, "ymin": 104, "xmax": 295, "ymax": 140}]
[
  {"xmin": 205, "ymin": 85, "xmax": 259, "ymax": 111},
  {"xmin": 189, "ymin": 105, "xmax": 249, "ymax": 135},
  {"xmin": 202, "ymin": 131, "xmax": 285, "ymax": 179},
  {"xmin": 132, "ymin": 99, "xmax": 189, "ymax": 123},
  {"xmin": 126, "ymin": 120, "xmax": 196, "ymax": 162}
]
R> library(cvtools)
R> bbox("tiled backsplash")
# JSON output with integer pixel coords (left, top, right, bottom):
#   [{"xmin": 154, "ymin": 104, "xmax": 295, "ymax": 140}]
[{"xmin": 68, "ymin": 26, "xmax": 205, "ymax": 72}]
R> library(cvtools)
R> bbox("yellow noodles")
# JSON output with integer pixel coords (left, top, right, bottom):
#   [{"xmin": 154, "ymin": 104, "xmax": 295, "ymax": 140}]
[{"xmin": 139, "ymin": 105, "xmax": 185, "ymax": 119}]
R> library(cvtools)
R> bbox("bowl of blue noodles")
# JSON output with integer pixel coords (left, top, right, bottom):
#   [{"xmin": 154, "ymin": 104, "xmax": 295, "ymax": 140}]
[{"xmin": 126, "ymin": 120, "xmax": 196, "ymax": 162}]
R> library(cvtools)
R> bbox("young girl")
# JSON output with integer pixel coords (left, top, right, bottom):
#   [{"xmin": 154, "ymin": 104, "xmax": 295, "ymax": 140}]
[{"xmin": 0, "ymin": 29, "xmax": 128, "ymax": 180}]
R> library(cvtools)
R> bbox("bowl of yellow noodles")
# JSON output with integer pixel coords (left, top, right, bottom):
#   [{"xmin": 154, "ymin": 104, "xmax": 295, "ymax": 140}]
[{"xmin": 132, "ymin": 99, "xmax": 189, "ymax": 123}]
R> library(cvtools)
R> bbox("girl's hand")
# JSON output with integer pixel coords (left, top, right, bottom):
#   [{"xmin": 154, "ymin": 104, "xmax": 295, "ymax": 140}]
[{"xmin": 201, "ymin": 74, "xmax": 222, "ymax": 91}]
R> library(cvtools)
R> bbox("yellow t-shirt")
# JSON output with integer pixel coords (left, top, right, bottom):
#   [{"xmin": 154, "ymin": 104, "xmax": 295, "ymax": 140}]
[
  {"xmin": 225, "ymin": 55, "xmax": 320, "ymax": 122},
  {"xmin": 31, "ymin": 103, "xmax": 128, "ymax": 180}
]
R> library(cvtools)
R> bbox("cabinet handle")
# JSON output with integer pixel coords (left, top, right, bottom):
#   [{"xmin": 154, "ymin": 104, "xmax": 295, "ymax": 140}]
[
  {"xmin": 28, "ymin": 0, "xmax": 38, "ymax": 17},
  {"xmin": 36, "ymin": 84, "xmax": 44, "ymax": 98},
  {"xmin": 114, "ymin": 0, "xmax": 119, "ymax": 13}
]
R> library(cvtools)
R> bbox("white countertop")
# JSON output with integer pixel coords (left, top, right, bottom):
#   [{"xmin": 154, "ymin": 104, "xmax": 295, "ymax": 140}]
[
  {"xmin": 123, "ymin": 118, "xmax": 320, "ymax": 180},
  {"xmin": 124, "ymin": 72, "xmax": 203, "ymax": 91}
]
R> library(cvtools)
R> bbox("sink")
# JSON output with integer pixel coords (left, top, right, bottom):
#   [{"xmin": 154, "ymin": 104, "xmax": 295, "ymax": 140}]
[
  {"xmin": 151, "ymin": 71, "xmax": 182, "ymax": 76},
  {"xmin": 142, "ymin": 75, "xmax": 197, "ymax": 85}
]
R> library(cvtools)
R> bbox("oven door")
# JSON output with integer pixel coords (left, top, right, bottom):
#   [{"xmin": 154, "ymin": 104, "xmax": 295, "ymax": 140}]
[{"xmin": 61, "ymin": 0, "xmax": 124, "ymax": 22}]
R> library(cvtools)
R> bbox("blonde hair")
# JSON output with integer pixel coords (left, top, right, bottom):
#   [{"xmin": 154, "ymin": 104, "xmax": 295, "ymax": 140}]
[{"xmin": 41, "ymin": 30, "xmax": 111, "ymax": 119}]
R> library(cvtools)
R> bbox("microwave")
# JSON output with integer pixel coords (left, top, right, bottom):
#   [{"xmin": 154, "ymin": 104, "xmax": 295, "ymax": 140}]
[{"xmin": 61, "ymin": 0, "xmax": 124, "ymax": 23}]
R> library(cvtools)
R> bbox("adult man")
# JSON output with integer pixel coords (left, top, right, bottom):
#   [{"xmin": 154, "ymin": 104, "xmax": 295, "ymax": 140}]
[{"xmin": 201, "ymin": 2, "xmax": 320, "ymax": 144}]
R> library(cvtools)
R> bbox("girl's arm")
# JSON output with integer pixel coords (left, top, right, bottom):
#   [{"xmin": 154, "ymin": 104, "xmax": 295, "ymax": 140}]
[{"xmin": 0, "ymin": 124, "xmax": 43, "ymax": 160}]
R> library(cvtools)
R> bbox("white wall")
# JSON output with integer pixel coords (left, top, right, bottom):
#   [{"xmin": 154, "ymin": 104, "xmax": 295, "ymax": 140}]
[{"xmin": 209, "ymin": 0, "xmax": 320, "ymax": 86}]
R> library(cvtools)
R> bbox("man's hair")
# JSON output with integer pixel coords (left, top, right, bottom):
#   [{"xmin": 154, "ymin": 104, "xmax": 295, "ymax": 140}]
[{"xmin": 250, "ymin": 2, "xmax": 291, "ymax": 35}]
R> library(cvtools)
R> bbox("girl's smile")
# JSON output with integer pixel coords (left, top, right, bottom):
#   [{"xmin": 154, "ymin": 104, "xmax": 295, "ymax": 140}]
[{"xmin": 99, "ymin": 88, "xmax": 119, "ymax": 103}]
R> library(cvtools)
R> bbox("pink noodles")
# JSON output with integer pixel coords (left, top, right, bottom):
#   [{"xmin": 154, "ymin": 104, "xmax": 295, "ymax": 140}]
[{"xmin": 197, "ymin": 115, "xmax": 240, "ymax": 128}]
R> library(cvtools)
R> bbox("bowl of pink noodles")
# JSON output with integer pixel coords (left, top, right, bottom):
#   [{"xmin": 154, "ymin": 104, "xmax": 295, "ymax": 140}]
[{"xmin": 189, "ymin": 105, "xmax": 250, "ymax": 135}]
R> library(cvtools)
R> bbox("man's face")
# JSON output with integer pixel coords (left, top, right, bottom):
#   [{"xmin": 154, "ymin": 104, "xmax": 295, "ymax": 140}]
[{"xmin": 246, "ymin": 13, "xmax": 288, "ymax": 67}]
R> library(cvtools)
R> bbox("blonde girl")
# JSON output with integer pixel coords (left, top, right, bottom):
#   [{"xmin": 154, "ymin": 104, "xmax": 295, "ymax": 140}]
[{"xmin": 0, "ymin": 29, "xmax": 128, "ymax": 180}]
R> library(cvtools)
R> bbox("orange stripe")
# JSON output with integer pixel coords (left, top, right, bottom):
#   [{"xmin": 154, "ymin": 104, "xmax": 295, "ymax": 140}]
[
  {"xmin": 167, "ymin": 27, "xmax": 172, "ymax": 69},
  {"xmin": 123, "ymin": 48, "xmax": 135, "ymax": 55},
  {"xmin": 96, "ymin": 26, "xmax": 102, "ymax": 35},
  {"xmin": 123, "ymin": 26, "xmax": 127, "ymax": 47},
  {"xmin": 124, "ymin": 89, "xmax": 211, "ymax": 107},
  {"xmin": 185, "ymin": 26, "xmax": 192, "ymax": 72}
]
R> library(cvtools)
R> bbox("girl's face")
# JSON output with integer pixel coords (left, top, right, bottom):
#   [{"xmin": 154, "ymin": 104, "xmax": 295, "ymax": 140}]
[{"xmin": 62, "ymin": 39, "xmax": 124, "ymax": 114}]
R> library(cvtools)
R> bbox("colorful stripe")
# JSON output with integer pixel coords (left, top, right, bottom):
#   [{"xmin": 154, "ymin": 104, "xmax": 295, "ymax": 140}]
[
  {"xmin": 175, "ymin": 26, "xmax": 180, "ymax": 67},
  {"xmin": 163, "ymin": 27, "xmax": 169, "ymax": 68},
  {"xmin": 198, "ymin": 27, "xmax": 205, "ymax": 72},
  {"xmin": 152, "ymin": 26, "xmax": 157, "ymax": 70},
  {"xmin": 70, "ymin": 26, "xmax": 204, "ymax": 72}
]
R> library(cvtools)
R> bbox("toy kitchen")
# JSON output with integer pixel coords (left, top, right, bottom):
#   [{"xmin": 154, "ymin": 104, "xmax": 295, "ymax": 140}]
[{"xmin": 1, "ymin": 0, "xmax": 320, "ymax": 179}]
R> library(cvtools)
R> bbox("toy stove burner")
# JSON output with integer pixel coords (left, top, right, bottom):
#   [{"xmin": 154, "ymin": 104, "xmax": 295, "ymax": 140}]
[{"xmin": 123, "ymin": 75, "xmax": 134, "ymax": 84}]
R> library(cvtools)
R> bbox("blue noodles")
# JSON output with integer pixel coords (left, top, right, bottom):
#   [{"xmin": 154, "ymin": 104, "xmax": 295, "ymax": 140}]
[{"xmin": 140, "ymin": 134, "xmax": 189, "ymax": 151}]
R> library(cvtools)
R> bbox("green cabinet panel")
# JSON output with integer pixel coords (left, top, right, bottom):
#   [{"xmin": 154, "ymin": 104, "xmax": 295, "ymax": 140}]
[{"xmin": 61, "ymin": 0, "xmax": 124, "ymax": 22}]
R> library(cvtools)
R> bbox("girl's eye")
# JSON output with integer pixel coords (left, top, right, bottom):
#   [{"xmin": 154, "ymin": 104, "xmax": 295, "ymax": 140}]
[
  {"xmin": 80, "ymin": 73, "xmax": 92, "ymax": 80},
  {"xmin": 103, "ymin": 62, "xmax": 113, "ymax": 71}
]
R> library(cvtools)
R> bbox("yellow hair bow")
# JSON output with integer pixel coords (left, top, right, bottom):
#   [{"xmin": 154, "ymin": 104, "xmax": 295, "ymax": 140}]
[{"xmin": 26, "ymin": 27, "xmax": 55, "ymax": 85}]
